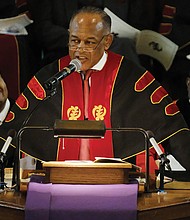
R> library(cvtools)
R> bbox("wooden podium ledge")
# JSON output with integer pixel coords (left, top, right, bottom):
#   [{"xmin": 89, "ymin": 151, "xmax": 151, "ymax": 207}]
[{"xmin": 43, "ymin": 161, "xmax": 133, "ymax": 185}]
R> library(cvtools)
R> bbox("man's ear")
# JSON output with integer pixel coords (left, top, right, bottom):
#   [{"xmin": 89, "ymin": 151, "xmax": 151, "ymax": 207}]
[{"xmin": 104, "ymin": 34, "xmax": 113, "ymax": 50}]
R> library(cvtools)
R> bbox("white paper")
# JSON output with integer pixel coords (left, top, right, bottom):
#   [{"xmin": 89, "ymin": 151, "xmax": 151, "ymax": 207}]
[
  {"xmin": 187, "ymin": 54, "xmax": 190, "ymax": 60},
  {"xmin": 104, "ymin": 8, "xmax": 178, "ymax": 70},
  {"xmin": 94, "ymin": 157, "xmax": 142, "ymax": 171},
  {"xmin": 20, "ymin": 155, "xmax": 36, "ymax": 170},
  {"xmin": 136, "ymin": 30, "xmax": 178, "ymax": 70},
  {"xmin": 0, "ymin": 14, "xmax": 33, "ymax": 35},
  {"xmin": 95, "ymin": 157, "xmax": 124, "ymax": 163},
  {"xmin": 104, "ymin": 7, "xmax": 140, "ymax": 41},
  {"xmin": 166, "ymin": 154, "xmax": 186, "ymax": 171}
]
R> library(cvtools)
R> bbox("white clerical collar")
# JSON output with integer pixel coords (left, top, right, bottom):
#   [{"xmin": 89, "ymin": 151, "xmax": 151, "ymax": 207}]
[
  {"xmin": 79, "ymin": 52, "xmax": 107, "ymax": 80},
  {"xmin": 91, "ymin": 51, "xmax": 107, "ymax": 71}
]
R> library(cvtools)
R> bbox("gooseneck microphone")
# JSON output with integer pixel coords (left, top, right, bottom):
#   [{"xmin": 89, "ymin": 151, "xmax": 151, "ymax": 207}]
[
  {"xmin": 146, "ymin": 130, "xmax": 171, "ymax": 171},
  {"xmin": 44, "ymin": 58, "xmax": 82, "ymax": 90},
  {"xmin": 0, "ymin": 129, "xmax": 16, "ymax": 164}
]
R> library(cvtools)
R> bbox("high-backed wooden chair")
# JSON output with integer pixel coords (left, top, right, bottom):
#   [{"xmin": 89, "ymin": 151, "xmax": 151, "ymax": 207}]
[
  {"xmin": 0, "ymin": 0, "xmax": 41, "ymax": 101},
  {"xmin": 0, "ymin": 34, "xmax": 20, "ymax": 101}
]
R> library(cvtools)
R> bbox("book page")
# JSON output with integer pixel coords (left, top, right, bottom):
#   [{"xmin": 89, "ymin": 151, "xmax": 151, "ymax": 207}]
[
  {"xmin": 94, "ymin": 157, "xmax": 125, "ymax": 163},
  {"xmin": 104, "ymin": 8, "xmax": 178, "ymax": 70},
  {"xmin": 104, "ymin": 7, "xmax": 140, "ymax": 41},
  {"xmin": 165, "ymin": 155, "xmax": 186, "ymax": 171},
  {"xmin": 94, "ymin": 157, "xmax": 142, "ymax": 171},
  {"xmin": 0, "ymin": 14, "xmax": 33, "ymax": 35},
  {"xmin": 136, "ymin": 30, "xmax": 178, "ymax": 70}
]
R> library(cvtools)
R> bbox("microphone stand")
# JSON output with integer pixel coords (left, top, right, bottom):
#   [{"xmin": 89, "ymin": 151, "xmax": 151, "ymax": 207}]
[
  {"xmin": 158, "ymin": 154, "xmax": 171, "ymax": 193},
  {"xmin": 12, "ymin": 87, "xmax": 57, "ymax": 192},
  {"xmin": 0, "ymin": 158, "xmax": 5, "ymax": 190},
  {"xmin": 0, "ymin": 130, "xmax": 16, "ymax": 190},
  {"xmin": 13, "ymin": 126, "xmax": 53, "ymax": 192},
  {"xmin": 146, "ymin": 130, "xmax": 171, "ymax": 193},
  {"xmin": 106, "ymin": 127, "xmax": 150, "ymax": 192}
]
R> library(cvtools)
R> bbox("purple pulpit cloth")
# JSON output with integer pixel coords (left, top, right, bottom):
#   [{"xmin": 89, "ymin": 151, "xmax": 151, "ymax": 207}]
[
  {"xmin": 25, "ymin": 182, "xmax": 138, "ymax": 220},
  {"xmin": 25, "ymin": 182, "xmax": 52, "ymax": 219}
]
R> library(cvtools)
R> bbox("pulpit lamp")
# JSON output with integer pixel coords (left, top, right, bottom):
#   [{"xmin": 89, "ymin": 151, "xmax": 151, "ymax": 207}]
[{"xmin": 53, "ymin": 119, "xmax": 106, "ymax": 138}]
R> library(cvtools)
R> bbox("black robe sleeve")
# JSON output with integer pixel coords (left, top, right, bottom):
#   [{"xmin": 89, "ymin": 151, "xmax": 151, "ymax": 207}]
[
  {"xmin": 0, "ymin": 60, "xmax": 62, "ymax": 162},
  {"xmin": 111, "ymin": 58, "xmax": 190, "ymax": 170}
]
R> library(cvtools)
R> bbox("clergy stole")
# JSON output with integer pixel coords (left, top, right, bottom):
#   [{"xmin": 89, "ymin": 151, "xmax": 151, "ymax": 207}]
[{"xmin": 57, "ymin": 53, "xmax": 121, "ymax": 161}]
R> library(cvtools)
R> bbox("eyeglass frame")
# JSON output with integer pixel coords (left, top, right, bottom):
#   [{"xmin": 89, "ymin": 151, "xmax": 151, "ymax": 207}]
[{"xmin": 68, "ymin": 34, "xmax": 110, "ymax": 52}]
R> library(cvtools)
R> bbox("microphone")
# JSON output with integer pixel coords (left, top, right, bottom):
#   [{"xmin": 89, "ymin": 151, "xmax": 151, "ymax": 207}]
[
  {"xmin": 146, "ymin": 130, "xmax": 171, "ymax": 171},
  {"xmin": 0, "ymin": 129, "xmax": 16, "ymax": 164},
  {"xmin": 44, "ymin": 58, "xmax": 82, "ymax": 90}
]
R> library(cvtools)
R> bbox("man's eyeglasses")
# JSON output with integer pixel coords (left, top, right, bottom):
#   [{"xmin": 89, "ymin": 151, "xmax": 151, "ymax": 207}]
[{"xmin": 68, "ymin": 35, "xmax": 108, "ymax": 52}]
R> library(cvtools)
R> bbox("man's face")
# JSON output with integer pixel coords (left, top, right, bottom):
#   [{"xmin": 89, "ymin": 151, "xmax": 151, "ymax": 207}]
[
  {"xmin": 0, "ymin": 75, "xmax": 8, "ymax": 111},
  {"xmin": 68, "ymin": 13, "xmax": 112, "ymax": 71}
]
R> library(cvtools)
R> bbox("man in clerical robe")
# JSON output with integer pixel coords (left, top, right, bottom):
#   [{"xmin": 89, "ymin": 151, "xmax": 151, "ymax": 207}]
[{"xmin": 0, "ymin": 6, "xmax": 190, "ymax": 173}]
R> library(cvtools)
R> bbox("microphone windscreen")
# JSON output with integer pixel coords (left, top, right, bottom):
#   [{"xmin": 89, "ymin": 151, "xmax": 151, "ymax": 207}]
[
  {"xmin": 7, "ymin": 129, "xmax": 16, "ymax": 138},
  {"xmin": 70, "ymin": 59, "xmax": 82, "ymax": 71},
  {"xmin": 146, "ymin": 130, "xmax": 155, "ymax": 139}
]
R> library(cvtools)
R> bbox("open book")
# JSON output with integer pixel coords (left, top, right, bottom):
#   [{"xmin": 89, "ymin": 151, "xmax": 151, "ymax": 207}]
[
  {"xmin": 94, "ymin": 157, "xmax": 142, "ymax": 171},
  {"xmin": 64, "ymin": 157, "xmax": 141, "ymax": 171},
  {"xmin": 104, "ymin": 8, "xmax": 178, "ymax": 71},
  {"xmin": 94, "ymin": 157, "xmax": 126, "ymax": 163}
]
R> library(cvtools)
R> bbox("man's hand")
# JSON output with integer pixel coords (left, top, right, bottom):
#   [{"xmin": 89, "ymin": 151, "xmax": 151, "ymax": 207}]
[{"xmin": 0, "ymin": 74, "xmax": 8, "ymax": 112}]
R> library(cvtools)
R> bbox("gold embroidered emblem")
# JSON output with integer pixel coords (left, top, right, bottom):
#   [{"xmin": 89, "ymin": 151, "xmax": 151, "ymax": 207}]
[
  {"xmin": 67, "ymin": 106, "xmax": 81, "ymax": 120},
  {"xmin": 92, "ymin": 105, "xmax": 106, "ymax": 120}
]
